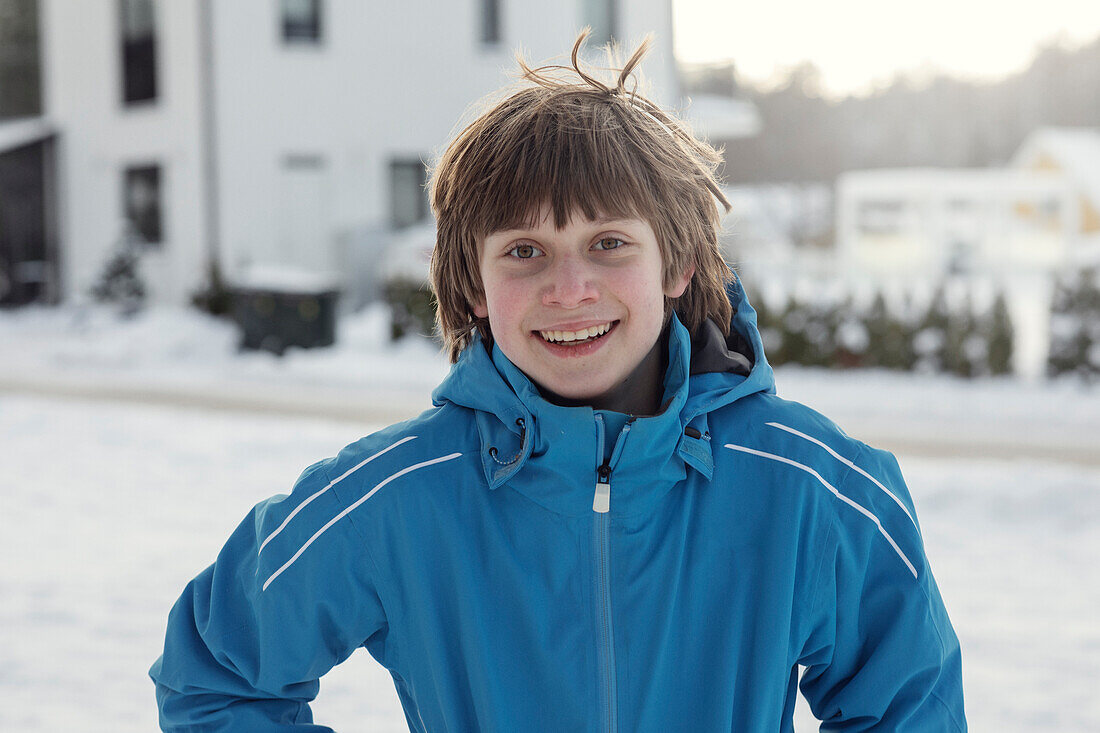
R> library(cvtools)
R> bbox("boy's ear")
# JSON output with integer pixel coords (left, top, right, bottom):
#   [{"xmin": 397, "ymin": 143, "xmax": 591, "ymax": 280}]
[
  {"xmin": 472, "ymin": 300, "xmax": 488, "ymax": 318},
  {"xmin": 664, "ymin": 265, "xmax": 695, "ymax": 299}
]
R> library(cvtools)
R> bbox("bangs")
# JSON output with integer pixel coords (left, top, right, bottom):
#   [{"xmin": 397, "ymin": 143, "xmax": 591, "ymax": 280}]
[{"xmin": 468, "ymin": 92, "xmax": 659, "ymax": 236}]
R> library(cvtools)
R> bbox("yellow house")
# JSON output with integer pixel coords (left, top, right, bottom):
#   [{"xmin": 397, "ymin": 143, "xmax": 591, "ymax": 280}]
[{"xmin": 1011, "ymin": 127, "xmax": 1100, "ymax": 241}]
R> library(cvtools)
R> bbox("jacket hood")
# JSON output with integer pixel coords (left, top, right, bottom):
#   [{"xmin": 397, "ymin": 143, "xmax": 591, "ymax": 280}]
[
  {"xmin": 683, "ymin": 274, "xmax": 776, "ymax": 419},
  {"xmin": 431, "ymin": 273, "xmax": 775, "ymax": 516}
]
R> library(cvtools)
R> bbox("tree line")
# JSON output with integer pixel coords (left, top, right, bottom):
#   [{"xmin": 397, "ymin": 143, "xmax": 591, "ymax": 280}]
[
  {"xmin": 682, "ymin": 35, "xmax": 1100, "ymax": 184},
  {"xmin": 749, "ymin": 283, "xmax": 1015, "ymax": 378}
]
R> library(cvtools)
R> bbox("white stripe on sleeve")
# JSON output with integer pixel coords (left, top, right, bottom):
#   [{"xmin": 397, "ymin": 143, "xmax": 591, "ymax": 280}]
[
  {"xmin": 764, "ymin": 422, "xmax": 918, "ymax": 531},
  {"xmin": 262, "ymin": 452, "xmax": 462, "ymax": 591},
  {"xmin": 258, "ymin": 435, "xmax": 418, "ymax": 556},
  {"xmin": 725, "ymin": 443, "xmax": 918, "ymax": 579}
]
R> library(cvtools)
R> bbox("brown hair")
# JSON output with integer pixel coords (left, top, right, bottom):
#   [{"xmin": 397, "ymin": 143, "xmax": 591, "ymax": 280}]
[{"xmin": 429, "ymin": 30, "xmax": 733, "ymax": 362}]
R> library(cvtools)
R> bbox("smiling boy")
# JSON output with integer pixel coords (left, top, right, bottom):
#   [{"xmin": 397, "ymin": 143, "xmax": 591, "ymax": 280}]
[
  {"xmin": 151, "ymin": 33, "xmax": 965, "ymax": 732},
  {"xmin": 475, "ymin": 209, "xmax": 689, "ymax": 415}
]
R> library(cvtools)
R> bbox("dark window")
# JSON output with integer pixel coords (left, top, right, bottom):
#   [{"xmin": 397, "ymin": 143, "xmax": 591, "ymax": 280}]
[
  {"xmin": 283, "ymin": 152, "xmax": 324, "ymax": 170},
  {"xmin": 0, "ymin": 0, "xmax": 42, "ymax": 119},
  {"xmin": 124, "ymin": 165, "xmax": 162, "ymax": 245},
  {"xmin": 119, "ymin": 0, "xmax": 157, "ymax": 104},
  {"xmin": 390, "ymin": 159, "xmax": 427, "ymax": 229},
  {"xmin": 281, "ymin": 0, "xmax": 322, "ymax": 44},
  {"xmin": 582, "ymin": 0, "xmax": 615, "ymax": 47},
  {"xmin": 0, "ymin": 139, "xmax": 55, "ymax": 305},
  {"xmin": 479, "ymin": 0, "xmax": 500, "ymax": 45}
]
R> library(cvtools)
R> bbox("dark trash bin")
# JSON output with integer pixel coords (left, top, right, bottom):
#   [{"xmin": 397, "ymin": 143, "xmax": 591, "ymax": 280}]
[{"xmin": 230, "ymin": 283, "xmax": 339, "ymax": 355}]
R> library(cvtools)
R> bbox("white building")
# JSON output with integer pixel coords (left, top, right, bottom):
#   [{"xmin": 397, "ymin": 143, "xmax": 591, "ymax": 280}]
[
  {"xmin": 1010, "ymin": 127, "xmax": 1100, "ymax": 267},
  {"xmin": 833, "ymin": 128, "xmax": 1100, "ymax": 378},
  {"xmin": 1, "ymin": 0, "xmax": 682, "ymax": 307},
  {"xmin": 835, "ymin": 168, "xmax": 1078, "ymax": 282}
]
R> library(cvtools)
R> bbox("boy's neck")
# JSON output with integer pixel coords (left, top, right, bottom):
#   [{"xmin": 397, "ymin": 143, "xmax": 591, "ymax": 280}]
[{"xmin": 535, "ymin": 329, "xmax": 669, "ymax": 417}]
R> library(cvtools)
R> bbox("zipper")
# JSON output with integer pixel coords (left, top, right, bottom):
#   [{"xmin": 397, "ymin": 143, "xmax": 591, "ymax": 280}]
[
  {"xmin": 593, "ymin": 415, "xmax": 628, "ymax": 733},
  {"xmin": 592, "ymin": 415, "xmax": 631, "ymax": 514}
]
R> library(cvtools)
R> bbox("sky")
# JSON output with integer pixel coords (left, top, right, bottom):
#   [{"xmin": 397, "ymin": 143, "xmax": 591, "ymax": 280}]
[{"xmin": 672, "ymin": 0, "xmax": 1100, "ymax": 98}]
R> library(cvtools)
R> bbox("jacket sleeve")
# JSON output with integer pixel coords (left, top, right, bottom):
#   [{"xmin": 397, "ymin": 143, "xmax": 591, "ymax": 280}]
[
  {"xmin": 149, "ymin": 460, "xmax": 391, "ymax": 732},
  {"xmin": 797, "ymin": 445, "xmax": 966, "ymax": 732}
]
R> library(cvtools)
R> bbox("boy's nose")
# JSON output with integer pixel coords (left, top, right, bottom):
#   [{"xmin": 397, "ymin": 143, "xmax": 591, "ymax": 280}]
[{"xmin": 542, "ymin": 258, "xmax": 598, "ymax": 308}]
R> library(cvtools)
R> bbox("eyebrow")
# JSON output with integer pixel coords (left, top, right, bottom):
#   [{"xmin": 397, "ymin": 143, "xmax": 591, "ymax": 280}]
[{"xmin": 489, "ymin": 215, "xmax": 638, "ymax": 236}]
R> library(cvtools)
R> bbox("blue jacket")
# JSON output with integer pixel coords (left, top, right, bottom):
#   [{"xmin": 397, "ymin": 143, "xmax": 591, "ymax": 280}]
[{"xmin": 151, "ymin": 277, "xmax": 965, "ymax": 731}]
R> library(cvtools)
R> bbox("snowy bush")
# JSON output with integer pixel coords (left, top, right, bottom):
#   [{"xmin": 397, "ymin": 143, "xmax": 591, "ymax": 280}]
[
  {"xmin": 985, "ymin": 293, "xmax": 1014, "ymax": 376},
  {"xmin": 1047, "ymin": 268, "xmax": 1100, "ymax": 383},
  {"xmin": 90, "ymin": 229, "xmax": 146, "ymax": 317},
  {"xmin": 744, "ymin": 278, "xmax": 1014, "ymax": 377},
  {"xmin": 383, "ymin": 277, "xmax": 437, "ymax": 341},
  {"xmin": 864, "ymin": 292, "xmax": 916, "ymax": 371}
]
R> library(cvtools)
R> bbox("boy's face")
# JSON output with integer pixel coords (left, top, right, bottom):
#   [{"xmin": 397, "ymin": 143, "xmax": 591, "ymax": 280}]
[{"xmin": 474, "ymin": 207, "xmax": 692, "ymax": 414}]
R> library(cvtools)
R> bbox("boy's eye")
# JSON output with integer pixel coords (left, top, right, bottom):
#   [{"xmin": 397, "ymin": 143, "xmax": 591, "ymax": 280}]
[
  {"xmin": 507, "ymin": 243, "xmax": 542, "ymax": 259},
  {"xmin": 592, "ymin": 237, "xmax": 626, "ymax": 251}
]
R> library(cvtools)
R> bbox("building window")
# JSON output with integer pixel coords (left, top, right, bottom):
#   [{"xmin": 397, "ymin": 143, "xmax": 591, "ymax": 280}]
[
  {"xmin": 0, "ymin": 0, "xmax": 42, "ymax": 120},
  {"xmin": 858, "ymin": 200, "xmax": 905, "ymax": 235},
  {"xmin": 119, "ymin": 0, "xmax": 157, "ymax": 104},
  {"xmin": 124, "ymin": 165, "xmax": 162, "ymax": 245},
  {"xmin": 390, "ymin": 159, "xmax": 427, "ymax": 229},
  {"xmin": 0, "ymin": 139, "xmax": 54, "ymax": 305},
  {"xmin": 479, "ymin": 0, "xmax": 500, "ymax": 45},
  {"xmin": 283, "ymin": 153, "xmax": 324, "ymax": 171},
  {"xmin": 582, "ymin": 0, "xmax": 616, "ymax": 47},
  {"xmin": 947, "ymin": 240, "xmax": 976, "ymax": 275},
  {"xmin": 281, "ymin": 0, "xmax": 322, "ymax": 44}
]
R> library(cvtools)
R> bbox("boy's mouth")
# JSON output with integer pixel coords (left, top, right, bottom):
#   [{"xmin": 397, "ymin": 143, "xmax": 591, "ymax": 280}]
[{"xmin": 536, "ymin": 321, "xmax": 616, "ymax": 346}]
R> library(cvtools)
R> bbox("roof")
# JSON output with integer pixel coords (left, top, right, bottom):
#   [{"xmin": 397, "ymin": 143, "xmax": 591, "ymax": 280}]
[
  {"xmin": 0, "ymin": 117, "xmax": 56, "ymax": 154},
  {"xmin": 1011, "ymin": 127, "xmax": 1100, "ymax": 208}
]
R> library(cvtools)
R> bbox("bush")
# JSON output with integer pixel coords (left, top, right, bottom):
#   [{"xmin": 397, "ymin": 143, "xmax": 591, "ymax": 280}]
[
  {"xmin": 90, "ymin": 233, "xmax": 146, "ymax": 316},
  {"xmin": 744, "ymin": 278, "xmax": 1015, "ymax": 377},
  {"xmin": 1048, "ymin": 267, "xmax": 1100, "ymax": 382},
  {"xmin": 864, "ymin": 292, "xmax": 915, "ymax": 371},
  {"xmin": 191, "ymin": 260, "xmax": 233, "ymax": 317},
  {"xmin": 985, "ymin": 293, "xmax": 1014, "ymax": 376},
  {"xmin": 383, "ymin": 277, "xmax": 437, "ymax": 341},
  {"xmin": 914, "ymin": 285, "xmax": 951, "ymax": 373}
]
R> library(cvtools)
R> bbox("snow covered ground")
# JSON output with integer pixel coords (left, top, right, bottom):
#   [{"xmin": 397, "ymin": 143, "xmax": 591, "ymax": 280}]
[{"xmin": 1, "ymin": 305, "xmax": 1099, "ymax": 731}]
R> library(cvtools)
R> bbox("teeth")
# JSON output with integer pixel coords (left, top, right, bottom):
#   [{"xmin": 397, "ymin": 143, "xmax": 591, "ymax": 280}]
[{"xmin": 539, "ymin": 323, "xmax": 612, "ymax": 343}]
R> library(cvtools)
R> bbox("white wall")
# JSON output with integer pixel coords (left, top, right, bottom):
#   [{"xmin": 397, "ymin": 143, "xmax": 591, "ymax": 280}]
[
  {"xmin": 836, "ymin": 169, "xmax": 1076, "ymax": 279},
  {"xmin": 42, "ymin": 0, "xmax": 207, "ymax": 304},
  {"xmin": 209, "ymin": 0, "xmax": 677, "ymax": 283}
]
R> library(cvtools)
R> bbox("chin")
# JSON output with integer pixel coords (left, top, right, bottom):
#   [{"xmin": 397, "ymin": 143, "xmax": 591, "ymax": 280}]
[{"xmin": 530, "ymin": 375, "xmax": 604, "ymax": 404}]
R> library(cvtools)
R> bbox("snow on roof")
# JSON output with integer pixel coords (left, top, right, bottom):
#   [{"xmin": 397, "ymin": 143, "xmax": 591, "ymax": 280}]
[
  {"xmin": 0, "ymin": 117, "xmax": 55, "ymax": 154},
  {"xmin": 1011, "ymin": 127, "xmax": 1100, "ymax": 208},
  {"xmin": 230, "ymin": 264, "xmax": 341, "ymax": 293},
  {"xmin": 679, "ymin": 94, "xmax": 761, "ymax": 141}
]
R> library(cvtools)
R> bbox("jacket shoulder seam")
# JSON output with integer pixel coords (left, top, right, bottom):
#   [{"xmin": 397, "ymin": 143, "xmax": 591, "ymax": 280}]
[
  {"xmin": 324, "ymin": 462, "xmax": 403, "ymax": 672},
  {"xmin": 831, "ymin": 447, "xmax": 955, "ymax": 660},
  {"xmin": 807, "ymin": 452, "xmax": 854, "ymax": 621}
]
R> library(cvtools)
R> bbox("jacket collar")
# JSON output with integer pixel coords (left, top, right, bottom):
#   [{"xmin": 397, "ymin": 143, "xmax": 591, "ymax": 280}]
[{"xmin": 432, "ymin": 274, "xmax": 775, "ymax": 517}]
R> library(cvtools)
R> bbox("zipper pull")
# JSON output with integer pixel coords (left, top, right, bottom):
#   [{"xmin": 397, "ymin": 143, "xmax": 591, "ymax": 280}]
[{"xmin": 593, "ymin": 462, "xmax": 611, "ymax": 513}]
